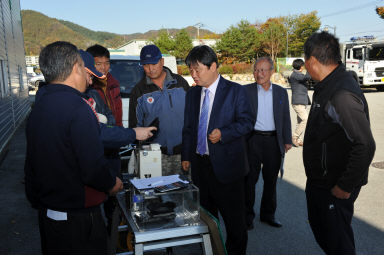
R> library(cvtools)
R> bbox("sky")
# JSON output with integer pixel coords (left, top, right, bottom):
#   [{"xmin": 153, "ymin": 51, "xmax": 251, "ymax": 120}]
[{"xmin": 20, "ymin": 0, "xmax": 384, "ymax": 43}]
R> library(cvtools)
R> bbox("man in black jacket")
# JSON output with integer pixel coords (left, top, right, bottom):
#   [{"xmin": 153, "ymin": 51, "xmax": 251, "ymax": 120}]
[
  {"xmin": 25, "ymin": 41, "xmax": 123, "ymax": 255},
  {"xmin": 288, "ymin": 59, "xmax": 311, "ymax": 147},
  {"xmin": 303, "ymin": 32, "xmax": 376, "ymax": 255}
]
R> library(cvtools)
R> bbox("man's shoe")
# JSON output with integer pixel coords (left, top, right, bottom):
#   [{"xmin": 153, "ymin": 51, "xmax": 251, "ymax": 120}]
[
  {"xmin": 247, "ymin": 223, "xmax": 254, "ymax": 231},
  {"xmin": 260, "ymin": 218, "xmax": 282, "ymax": 228}
]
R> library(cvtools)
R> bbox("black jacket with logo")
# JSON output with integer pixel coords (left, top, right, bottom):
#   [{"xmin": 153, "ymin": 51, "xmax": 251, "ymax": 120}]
[{"xmin": 303, "ymin": 65, "xmax": 375, "ymax": 192}]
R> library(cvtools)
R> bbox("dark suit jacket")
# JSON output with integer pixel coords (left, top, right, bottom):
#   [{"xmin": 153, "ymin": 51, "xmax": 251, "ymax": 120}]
[
  {"xmin": 182, "ymin": 76, "xmax": 254, "ymax": 184},
  {"xmin": 245, "ymin": 83, "xmax": 292, "ymax": 155},
  {"xmin": 289, "ymin": 70, "xmax": 311, "ymax": 105}
]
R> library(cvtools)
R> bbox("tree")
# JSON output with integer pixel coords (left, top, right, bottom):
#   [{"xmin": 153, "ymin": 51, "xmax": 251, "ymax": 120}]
[
  {"xmin": 376, "ymin": 6, "xmax": 384, "ymax": 19},
  {"xmin": 151, "ymin": 30, "xmax": 175, "ymax": 54},
  {"xmin": 260, "ymin": 18, "xmax": 286, "ymax": 63},
  {"xmin": 174, "ymin": 29, "xmax": 193, "ymax": 60},
  {"xmin": 216, "ymin": 20, "xmax": 261, "ymax": 63},
  {"xmin": 285, "ymin": 12, "xmax": 321, "ymax": 57}
]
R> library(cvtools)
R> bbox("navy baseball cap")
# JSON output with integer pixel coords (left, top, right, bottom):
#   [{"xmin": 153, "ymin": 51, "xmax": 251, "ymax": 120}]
[
  {"xmin": 140, "ymin": 45, "xmax": 162, "ymax": 65},
  {"xmin": 78, "ymin": 50, "xmax": 106, "ymax": 79}
]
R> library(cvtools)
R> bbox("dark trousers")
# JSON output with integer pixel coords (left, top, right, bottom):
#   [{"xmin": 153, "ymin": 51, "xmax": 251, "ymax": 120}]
[
  {"xmin": 194, "ymin": 154, "xmax": 248, "ymax": 255},
  {"xmin": 306, "ymin": 182, "xmax": 361, "ymax": 255},
  {"xmin": 38, "ymin": 207, "xmax": 108, "ymax": 255},
  {"xmin": 245, "ymin": 134, "xmax": 281, "ymax": 225}
]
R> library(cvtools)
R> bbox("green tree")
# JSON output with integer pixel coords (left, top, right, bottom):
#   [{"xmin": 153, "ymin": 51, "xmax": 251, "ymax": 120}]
[
  {"xmin": 285, "ymin": 12, "xmax": 321, "ymax": 57},
  {"xmin": 151, "ymin": 30, "xmax": 175, "ymax": 54},
  {"xmin": 260, "ymin": 18, "xmax": 286, "ymax": 63},
  {"xmin": 216, "ymin": 20, "xmax": 261, "ymax": 63},
  {"xmin": 174, "ymin": 29, "xmax": 193, "ymax": 60}
]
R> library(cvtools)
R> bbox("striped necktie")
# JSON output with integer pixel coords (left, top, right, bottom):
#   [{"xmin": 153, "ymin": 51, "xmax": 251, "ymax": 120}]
[{"xmin": 197, "ymin": 89, "xmax": 210, "ymax": 155}]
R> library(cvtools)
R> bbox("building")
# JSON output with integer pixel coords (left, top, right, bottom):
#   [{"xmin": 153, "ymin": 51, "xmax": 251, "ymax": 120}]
[
  {"xmin": 0, "ymin": 0, "xmax": 30, "ymax": 157},
  {"xmin": 192, "ymin": 39, "xmax": 217, "ymax": 47},
  {"xmin": 112, "ymin": 39, "xmax": 148, "ymax": 56},
  {"xmin": 25, "ymin": 55, "xmax": 39, "ymax": 66},
  {"xmin": 114, "ymin": 39, "xmax": 218, "ymax": 56}
]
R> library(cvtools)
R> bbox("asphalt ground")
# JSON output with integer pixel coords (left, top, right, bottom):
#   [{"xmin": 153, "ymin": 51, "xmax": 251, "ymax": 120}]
[{"xmin": 0, "ymin": 88, "xmax": 383, "ymax": 255}]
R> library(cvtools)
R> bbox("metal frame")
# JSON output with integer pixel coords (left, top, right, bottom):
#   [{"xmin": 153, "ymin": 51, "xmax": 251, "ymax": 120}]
[{"xmin": 116, "ymin": 191, "xmax": 213, "ymax": 255}]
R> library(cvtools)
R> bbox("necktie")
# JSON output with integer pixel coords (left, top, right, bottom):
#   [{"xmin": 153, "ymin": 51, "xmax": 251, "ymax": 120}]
[{"xmin": 197, "ymin": 89, "xmax": 210, "ymax": 155}]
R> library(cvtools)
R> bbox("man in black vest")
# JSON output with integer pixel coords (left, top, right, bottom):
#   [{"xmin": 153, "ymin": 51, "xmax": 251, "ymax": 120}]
[{"xmin": 303, "ymin": 32, "xmax": 376, "ymax": 255}]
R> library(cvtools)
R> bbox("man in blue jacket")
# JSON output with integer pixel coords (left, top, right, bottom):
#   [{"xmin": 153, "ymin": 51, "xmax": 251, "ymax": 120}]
[
  {"xmin": 129, "ymin": 45, "xmax": 190, "ymax": 176},
  {"xmin": 24, "ymin": 41, "xmax": 123, "ymax": 255}
]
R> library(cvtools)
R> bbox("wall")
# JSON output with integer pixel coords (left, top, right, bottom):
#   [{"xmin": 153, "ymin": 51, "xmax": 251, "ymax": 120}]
[{"xmin": 0, "ymin": 0, "xmax": 30, "ymax": 155}]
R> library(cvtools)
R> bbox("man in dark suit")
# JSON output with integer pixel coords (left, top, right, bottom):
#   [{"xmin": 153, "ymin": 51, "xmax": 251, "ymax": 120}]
[
  {"xmin": 182, "ymin": 45, "xmax": 254, "ymax": 255},
  {"xmin": 245, "ymin": 57, "xmax": 292, "ymax": 229}
]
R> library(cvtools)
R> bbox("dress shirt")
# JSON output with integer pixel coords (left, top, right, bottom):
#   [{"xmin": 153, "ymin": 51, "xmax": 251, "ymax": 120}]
[
  {"xmin": 254, "ymin": 83, "xmax": 276, "ymax": 131},
  {"xmin": 198, "ymin": 75, "xmax": 220, "ymax": 155}
]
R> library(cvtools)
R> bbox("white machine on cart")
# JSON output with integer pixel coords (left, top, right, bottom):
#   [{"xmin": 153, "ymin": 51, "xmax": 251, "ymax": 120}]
[{"xmin": 129, "ymin": 143, "xmax": 162, "ymax": 178}]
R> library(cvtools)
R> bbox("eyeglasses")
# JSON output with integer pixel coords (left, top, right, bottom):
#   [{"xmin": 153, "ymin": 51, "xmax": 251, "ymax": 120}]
[{"xmin": 254, "ymin": 69, "xmax": 272, "ymax": 73}]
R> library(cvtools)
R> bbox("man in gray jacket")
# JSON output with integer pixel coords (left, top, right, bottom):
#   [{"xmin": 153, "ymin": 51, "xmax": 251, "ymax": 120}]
[{"xmin": 288, "ymin": 59, "xmax": 311, "ymax": 146}]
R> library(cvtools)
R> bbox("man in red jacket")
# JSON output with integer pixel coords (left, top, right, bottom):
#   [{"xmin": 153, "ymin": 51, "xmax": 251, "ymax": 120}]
[{"xmin": 86, "ymin": 44, "xmax": 123, "ymax": 126}]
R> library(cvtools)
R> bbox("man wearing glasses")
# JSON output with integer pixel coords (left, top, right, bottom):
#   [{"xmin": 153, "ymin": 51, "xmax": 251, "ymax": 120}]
[{"xmin": 244, "ymin": 57, "xmax": 292, "ymax": 230}]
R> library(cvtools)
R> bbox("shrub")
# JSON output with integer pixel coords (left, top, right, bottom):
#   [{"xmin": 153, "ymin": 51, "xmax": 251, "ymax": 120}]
[
  {"xmin": 177, "ymin": 65, "xmax": 190, "ymax": 75},
  {"xmin": 232, "ymin": 63, "xmax": 253, "ymax": 74},
  {"xmin": 218, "ymin": 64, "xmax": 233, "ymax": 74}
]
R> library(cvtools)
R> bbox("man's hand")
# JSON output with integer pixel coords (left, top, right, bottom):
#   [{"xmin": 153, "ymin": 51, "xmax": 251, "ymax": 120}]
[
  {"xmin": 285, "ymin": 144, "xmax": 292, "ymax": 153},
  {"xmin": 331, "ymin": 185, "xmax": 351, "ymax": 199},
  {"xmin": 133, "ymin": 127, "xmax": 157, "ymax": 141},
  {"xmin": 208, "ymin": 128, "xmax": 221, "ymax": 144},
  {"xmin": 182, "ymin": 161, "xmax": 190, "ymax": 171},
  {"xmin": 109, "ymin": 177, "xmax": 123, "ymax": 196}
]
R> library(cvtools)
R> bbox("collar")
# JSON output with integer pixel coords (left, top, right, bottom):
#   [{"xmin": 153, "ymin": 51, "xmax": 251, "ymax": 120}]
[
  {"xmin": 145, "ymin": 67, "xmax": 176, "ymax": 87},
  {"xmin": 257, "ymin": 82, "xmax": 272, "ymax": 92},
  {"xmin": 204, "ymin": 74, "xmax": 220, "ymax": 95},
  {"xmin": 315, "ymin": 64, "xmax": 343, "ymax": 91}
]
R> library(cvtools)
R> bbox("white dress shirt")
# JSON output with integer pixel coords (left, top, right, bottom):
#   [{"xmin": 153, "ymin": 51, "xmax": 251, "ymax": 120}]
[{"xmin": 254, "ymin": 83, "xmax": 276, "ymax": 131}]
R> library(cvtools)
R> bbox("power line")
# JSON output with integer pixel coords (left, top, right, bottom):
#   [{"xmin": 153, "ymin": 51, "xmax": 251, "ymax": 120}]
[{"xmin": 321, "ymin": 0, "xmax": 382, "ymax": 18}]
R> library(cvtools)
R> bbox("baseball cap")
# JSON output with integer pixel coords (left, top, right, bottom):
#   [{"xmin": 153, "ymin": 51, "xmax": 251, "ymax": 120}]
[
  {"xmin": 140, "ymin": 45, "xmax": 162, "ymax": 65},
  {"xmin": 78, "ymin": 50, "xmax": 106, "ymax": 79}
]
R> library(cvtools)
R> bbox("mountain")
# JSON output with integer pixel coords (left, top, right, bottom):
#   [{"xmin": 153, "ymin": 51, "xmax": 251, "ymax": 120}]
[{"xmin": 21, "ymin": 10, "xmax": 216, "ymax": 55}]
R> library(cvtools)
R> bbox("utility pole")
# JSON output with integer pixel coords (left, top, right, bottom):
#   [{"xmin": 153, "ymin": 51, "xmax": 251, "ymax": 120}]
[{"xmin": 193, "ymin": 22, "xmax": 203, "ymax": 39}]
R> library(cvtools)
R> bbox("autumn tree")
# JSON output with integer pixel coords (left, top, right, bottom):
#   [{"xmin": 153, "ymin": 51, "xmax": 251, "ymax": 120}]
[
  {"xmin": 173, "ymin": 29, "xmax": 193, "ymax": 60},
  {"xmin": 284, "ymin": 11, "xmax": 321, "ymax": 57},
  {"xmin": 260, "ymin": 18, "xmax": 286, "ymax": 63}
]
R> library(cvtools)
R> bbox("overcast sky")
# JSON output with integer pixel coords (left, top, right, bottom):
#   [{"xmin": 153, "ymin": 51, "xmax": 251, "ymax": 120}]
[{"xmin": 20, "ymin": 0, "xmax": 384, "ymax": 42}]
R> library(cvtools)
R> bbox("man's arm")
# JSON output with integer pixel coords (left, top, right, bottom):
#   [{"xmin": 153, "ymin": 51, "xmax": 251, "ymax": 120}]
[
  {"xmin": 328, "ymin": 90, "xmax": 376, "ymax": 194},
  {"xmin": 70, "ymin": 105, "xmax": 116, "ymax": 192},
  {"xmin": 281, "ymin": 88, "xmax": 292, "ymax": 149},
  {"xmin": 128, "ymin": 86, "xmax": 140, "ymax": 128},
  {"xmin": 182, "ymin": 90, "xmax": 194, "ymax": 163},
  {"xmin": 219, "ymin": 86, "xmax": 254, "ymax": 143}
]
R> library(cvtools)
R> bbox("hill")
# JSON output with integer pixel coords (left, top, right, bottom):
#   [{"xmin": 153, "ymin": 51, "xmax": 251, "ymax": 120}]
[{"xmin": 21, "ymin": 10, "xmax": 215, "ymax": 55}]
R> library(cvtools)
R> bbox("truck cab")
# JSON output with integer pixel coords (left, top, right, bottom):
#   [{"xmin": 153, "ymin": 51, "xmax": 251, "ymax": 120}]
[{"xmin": 343, "ymin": 38, "xmax": 384, "ymax": 91}]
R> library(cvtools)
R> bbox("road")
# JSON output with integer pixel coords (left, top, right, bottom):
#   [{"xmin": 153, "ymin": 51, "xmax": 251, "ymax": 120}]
[{"xmin": 0, "ymin": 88, "xmax": 383, "ymax": 254}]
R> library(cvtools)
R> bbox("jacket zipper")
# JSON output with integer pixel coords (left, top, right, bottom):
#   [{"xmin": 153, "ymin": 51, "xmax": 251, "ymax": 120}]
[
  {"xmin": 321, "ymin": 142, "xmax": 327, "ymax": 176},
  {"xmin": 168, "ymin": 93, "xmax": 173, "ymax": 108}
]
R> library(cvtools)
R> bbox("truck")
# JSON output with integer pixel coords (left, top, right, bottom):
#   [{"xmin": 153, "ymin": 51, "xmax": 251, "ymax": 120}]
[{"xmin": 341, "ymin": 36, "xmax": 384, "ymax": 91}]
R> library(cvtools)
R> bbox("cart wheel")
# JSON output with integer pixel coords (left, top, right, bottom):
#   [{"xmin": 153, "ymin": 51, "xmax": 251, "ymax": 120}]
[{"xmin": 126, "ymin": 231, "xmax": 134, "ymax": 251}]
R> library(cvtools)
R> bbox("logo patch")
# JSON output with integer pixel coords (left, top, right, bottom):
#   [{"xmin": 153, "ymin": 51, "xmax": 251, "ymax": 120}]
[{"xmin": 147, "ymin": 97, "xmax": 154, "ymax": 104}]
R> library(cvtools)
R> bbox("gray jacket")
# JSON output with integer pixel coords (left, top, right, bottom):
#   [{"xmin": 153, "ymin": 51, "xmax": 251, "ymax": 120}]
[{"xmin": 289, "ymin": 70, "xmax": 311, "ymax": 105}]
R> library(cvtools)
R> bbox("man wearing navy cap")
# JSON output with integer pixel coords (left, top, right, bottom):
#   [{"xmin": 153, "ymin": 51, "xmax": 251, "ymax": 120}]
[{"xmin": 129, "ymin": 45, "xmax": 190, "ymax": 176}]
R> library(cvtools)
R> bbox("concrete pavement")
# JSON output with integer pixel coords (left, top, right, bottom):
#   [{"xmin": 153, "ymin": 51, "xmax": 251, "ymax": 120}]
[{"xmin": 0, "ymin": 88, "xmax": 383, "ymax": 254}]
